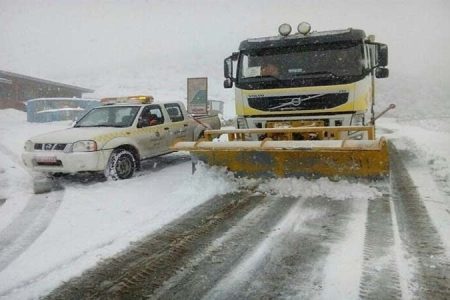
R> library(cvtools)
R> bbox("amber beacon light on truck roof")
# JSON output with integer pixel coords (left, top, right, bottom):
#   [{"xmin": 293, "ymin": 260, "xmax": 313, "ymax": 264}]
[{"xmin": 101, "ymin": 95, "xmax": 154, "ymax": 105}]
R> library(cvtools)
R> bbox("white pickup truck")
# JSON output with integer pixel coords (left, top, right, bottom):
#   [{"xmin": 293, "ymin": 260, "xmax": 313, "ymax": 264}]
[{"xmin": 22, "ymin": 96, "xmax": 221, "ymax": 179}]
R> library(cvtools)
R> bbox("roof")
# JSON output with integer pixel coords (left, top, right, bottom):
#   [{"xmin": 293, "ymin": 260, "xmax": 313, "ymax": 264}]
[
  {"xmin": 239, "ymin": 28, "xmax": 366, "ymax": 51},
  {"xmin": 0, "ymin": 70, "xmax": 94, "ymax": 93}
]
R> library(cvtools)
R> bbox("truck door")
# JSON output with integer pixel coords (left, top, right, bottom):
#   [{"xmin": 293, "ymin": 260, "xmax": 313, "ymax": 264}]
[
  {"xmin": 164, "ymin": 103, "xmax": 189, "ymax": 146},
  {"xmin": 136, "ymin": 105, "xmax": 170, "ymax": 158}
]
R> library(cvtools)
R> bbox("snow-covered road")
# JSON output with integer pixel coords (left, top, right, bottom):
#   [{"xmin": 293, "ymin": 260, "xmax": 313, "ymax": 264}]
[
  {"xmin": 44, "ymin": 144, "xmax": 450, "ymax": 299},
  {"xmin": 0, "ymin": 109, "xmax": 449, "ymax": 299}
]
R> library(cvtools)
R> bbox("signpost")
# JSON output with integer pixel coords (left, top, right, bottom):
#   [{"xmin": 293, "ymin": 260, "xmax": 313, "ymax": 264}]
[{"xmin": 187, "ymin": 77, "xmax": 207, "ymax": 115}]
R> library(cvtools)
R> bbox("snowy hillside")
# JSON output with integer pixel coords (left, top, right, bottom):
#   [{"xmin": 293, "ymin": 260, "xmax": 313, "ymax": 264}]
[{"xmin": 1, "ymin": 1, "xmax": 450, "ymax": 118}]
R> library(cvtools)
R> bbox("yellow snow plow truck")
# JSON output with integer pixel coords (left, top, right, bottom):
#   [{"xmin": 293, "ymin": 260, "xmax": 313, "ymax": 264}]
[{"xmin": 173, "ymin": 23, "xmax": 394, "ymax": 178}]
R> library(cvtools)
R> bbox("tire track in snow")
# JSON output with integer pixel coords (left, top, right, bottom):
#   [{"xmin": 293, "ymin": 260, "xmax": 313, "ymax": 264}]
[
  {"xmin": 0, "ymin": 238, "xmax": 115, "ymax": 299},
  {"xmin": 359, "ymin": 180, "xmax": 402, "ymax": 299},
  {"xmin": 0, "ymin": 142, "xmax": 65, "ymax": 272},
  {"xmin": 0, "ymin": 151, "xmax": 187, "ymax": 275},
  {"xmin": 155, "ymin": 195, "xmax": 302, "ymax": 300},
  {"xmin": 389, "ymin": 144, "xmax": 450, "ymax": 299},
  {"xmin": 203, "ymin": 196, "xmax": 354, "ymax": 300},
  {"xmin": 45, "ymin": 191, "xmax": 264, "ymax": 299},
  {"xmin": 0, "ymin": 190, "xmax": 64, "ymax": 272}
]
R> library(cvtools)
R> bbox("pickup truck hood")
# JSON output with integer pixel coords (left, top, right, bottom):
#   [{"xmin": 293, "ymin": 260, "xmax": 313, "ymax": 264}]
[{"xmin": 30, "ymin": 127, "xmax": 122, "ymax": 144}]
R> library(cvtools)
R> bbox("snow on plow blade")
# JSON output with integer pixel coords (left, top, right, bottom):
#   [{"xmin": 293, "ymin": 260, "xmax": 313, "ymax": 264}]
[{"xmin": 172, "ymin": 126, "xmax": 390, "ymax": 179}]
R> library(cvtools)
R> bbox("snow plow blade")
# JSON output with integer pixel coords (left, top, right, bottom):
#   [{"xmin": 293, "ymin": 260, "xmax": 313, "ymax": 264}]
[{"xmin": 172, "ymin": 126, "xmax": 389, "ymax": 179}]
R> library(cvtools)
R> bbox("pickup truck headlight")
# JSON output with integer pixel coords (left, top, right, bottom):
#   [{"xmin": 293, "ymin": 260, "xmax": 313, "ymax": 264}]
[
  {"xmin": 24, "ymin": 140, "xmax": 33, "ymax": 152},
  {"xmin": 72, "ymin": 140, "xmax": 97, "ymax": 152}
]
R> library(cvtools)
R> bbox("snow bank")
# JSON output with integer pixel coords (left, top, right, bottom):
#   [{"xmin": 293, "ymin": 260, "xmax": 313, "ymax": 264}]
[{"xmin": 256, "ymin": 177, "xmax": 381, "ymax": 200}]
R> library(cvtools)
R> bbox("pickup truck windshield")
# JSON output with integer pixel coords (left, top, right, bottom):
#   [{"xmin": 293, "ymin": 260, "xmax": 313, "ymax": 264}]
[
  {"xmin": 74, "ymin": 106, "xmax": 140, "ymax": 128},
  {"xmin": 238, "ymin": 42, "xmax": 364, "ymax": 85}
]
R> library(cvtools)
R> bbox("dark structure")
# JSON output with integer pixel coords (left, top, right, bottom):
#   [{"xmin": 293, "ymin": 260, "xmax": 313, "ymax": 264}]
[{"xmin": 0, "ymin": 70, "xmax": 94, "ymax": 110}]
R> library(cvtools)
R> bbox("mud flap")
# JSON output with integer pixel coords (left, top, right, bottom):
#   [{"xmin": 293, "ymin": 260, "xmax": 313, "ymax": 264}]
[
  {"xmin": 191, "ymin": 155, "xmax": 199, "ymax": 174},
  {"xmin": 32, "ymin": 174, "xmax": 63, "ymax": 194}
]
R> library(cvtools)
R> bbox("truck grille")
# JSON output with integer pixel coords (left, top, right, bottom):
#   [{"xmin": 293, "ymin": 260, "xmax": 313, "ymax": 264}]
[
  {"xmin": 34, "ymin": 143, "xmax": 68, "ymax": 151},
  {"xmin": 247, "ymin": 93, "xmax": 348, "ymax": 111}
]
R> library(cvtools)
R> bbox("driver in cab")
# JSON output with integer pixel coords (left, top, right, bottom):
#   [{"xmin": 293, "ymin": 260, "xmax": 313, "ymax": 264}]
[{"xmin": 261, "ymin": 61, "xmax": 280, "ymax": 77}]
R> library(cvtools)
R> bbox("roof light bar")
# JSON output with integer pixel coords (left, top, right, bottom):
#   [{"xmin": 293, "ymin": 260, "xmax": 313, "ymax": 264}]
[{"xmin": 101, "ymin": 95, "xmax": 154, "ymax": 105}]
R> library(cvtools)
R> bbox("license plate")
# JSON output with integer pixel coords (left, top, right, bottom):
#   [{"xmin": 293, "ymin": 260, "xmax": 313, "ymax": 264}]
[{"xmin": 35, "ymin": 156, "xmax": 57, "ymax": 163}]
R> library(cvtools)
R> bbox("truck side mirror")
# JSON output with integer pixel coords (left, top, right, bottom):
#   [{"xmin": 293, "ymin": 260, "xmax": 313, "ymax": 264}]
[
  {"xmin": 377, "ymin": 44, "xmax": 388, "ymax": 67},
  {"xmin": 224, "ymin": 56, "xmax": 233, "ymax": 79},
  {"xmin": 137, "ymin": 117, "xmax": 145, "ymax": 128},
  {"xmin": 375, "ymin": 67, "xmax": 389, "ymax": 78},
  {"xmin": 224, "ymin": 78, "xmax": 233, "ymax": 88}
]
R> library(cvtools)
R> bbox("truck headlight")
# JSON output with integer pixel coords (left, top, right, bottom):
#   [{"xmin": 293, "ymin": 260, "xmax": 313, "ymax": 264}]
[
  {"xmin": 72, "ymin": 140, "xmax": 97, "ymax": 152},
  {"xmin": 24, "ymin": 140, "xmax": 33, "ymax": 152}
]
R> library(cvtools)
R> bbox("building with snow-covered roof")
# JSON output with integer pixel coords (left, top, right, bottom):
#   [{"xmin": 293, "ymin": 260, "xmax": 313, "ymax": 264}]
[{"xmin": 0, "ymin": 70, "xmax": 94, "ymax": 111}]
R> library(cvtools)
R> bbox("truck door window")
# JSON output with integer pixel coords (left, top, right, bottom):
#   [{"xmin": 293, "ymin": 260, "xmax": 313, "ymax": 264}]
[
  {"xmin": 139, "ymin": 106, "xmax": 165, "ymax": 127},
  {"xmin": 164, "ymin": 103, "xmax": 184, "ymax": 122}
]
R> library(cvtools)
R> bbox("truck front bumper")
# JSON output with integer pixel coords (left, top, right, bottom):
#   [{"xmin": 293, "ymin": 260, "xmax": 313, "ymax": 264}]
[{"xmin": 21, "ymin": 149, "xmax": 113, "ymax": 174}]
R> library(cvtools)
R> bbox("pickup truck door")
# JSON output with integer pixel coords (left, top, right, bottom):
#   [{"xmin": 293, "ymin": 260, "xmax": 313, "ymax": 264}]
[
  {"xmin": 164, "ymin": 103, "xmax": 190, "ymax": 146},
  {"xmin": 135, "ymin": 105, "xmax": 170, "ymax": 159},
  {"xmin": 168, "ymin": 120, "xmax": 190, "ymax": 146}
]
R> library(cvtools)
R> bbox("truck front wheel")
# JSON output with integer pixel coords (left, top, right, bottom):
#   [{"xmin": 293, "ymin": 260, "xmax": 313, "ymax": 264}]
[{"xmin": 106, "ymin": 149, "xmax": 136, "ymax": 180}]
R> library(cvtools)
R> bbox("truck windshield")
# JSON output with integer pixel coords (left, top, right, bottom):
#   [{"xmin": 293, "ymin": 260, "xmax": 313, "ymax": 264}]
[
  {"xmin": 238, "ymin": 42, "xmax": 364, "ymax": 86},
  {"xmin": 74, "ymin": 106, "xmax": 140, "ymax": 128}
]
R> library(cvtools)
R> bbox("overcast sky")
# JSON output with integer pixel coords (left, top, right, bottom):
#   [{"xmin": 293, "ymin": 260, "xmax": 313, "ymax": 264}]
[{"xmin": 1, "ymin": 0, "xmax": 449, "ymax": 101}]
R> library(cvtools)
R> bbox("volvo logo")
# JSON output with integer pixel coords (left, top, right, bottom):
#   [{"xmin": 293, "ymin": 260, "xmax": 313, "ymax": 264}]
[{"xmin": 290, "ymin": 97, "xmax": 304, "ymax": 106}]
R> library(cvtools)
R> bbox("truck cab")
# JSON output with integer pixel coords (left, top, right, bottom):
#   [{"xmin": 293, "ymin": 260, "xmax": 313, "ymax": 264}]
[{"xmin": 224, "ymin": 23, "xmax": 388, "ymax": 139}]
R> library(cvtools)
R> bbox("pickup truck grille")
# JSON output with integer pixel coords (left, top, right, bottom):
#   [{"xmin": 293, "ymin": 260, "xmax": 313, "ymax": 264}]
[
  {"xmin": 34, "ymin": 143, "xmax": 68, "ymax": 151},
  {"xmin": 36, "ymin": 160, "xmax": 63, "ymax": 166},
  {"xmin": 247, "ymin": 93, "xmax": 348, "ymax": 111}
]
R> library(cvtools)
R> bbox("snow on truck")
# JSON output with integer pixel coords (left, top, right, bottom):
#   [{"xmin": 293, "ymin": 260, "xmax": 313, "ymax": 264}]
[
  {"xmin": 173, "ymin": 23, "xmax": 395, "ymax": 178},
  {"xmin": 22, "ymin": 96, "xmax": 220, "ymax": 181}
]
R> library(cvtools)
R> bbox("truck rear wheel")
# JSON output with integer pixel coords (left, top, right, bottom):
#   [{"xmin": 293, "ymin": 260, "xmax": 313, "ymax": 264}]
[{"xmin": 106, "ymin": 149, "xmax": 136, "ymax": 180}]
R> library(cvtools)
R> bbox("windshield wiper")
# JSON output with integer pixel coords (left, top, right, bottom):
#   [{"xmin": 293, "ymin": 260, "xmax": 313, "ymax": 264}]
[
  {"xmin": 243, "ymin": 74, "xmax": 282, "ymax": 81},
  {"xmin": 75, "ymin": 124, "xmax": 129, "ymax": 128},
  {"xmin": 259, "ymin": 75, "xmax": 283, "ymax": 82},
  {"xmin": 292, "ymin": 71, "xmax": 337, "ymax": 78},
  {"xmin": 75, "ymin": 124, "xmax": 112, "ymax": 128}
]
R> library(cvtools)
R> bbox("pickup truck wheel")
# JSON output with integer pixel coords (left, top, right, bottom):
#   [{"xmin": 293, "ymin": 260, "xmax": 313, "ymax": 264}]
[{"xmin": 106, "ymin": 149, "xmax": 136, "ymax": 180}]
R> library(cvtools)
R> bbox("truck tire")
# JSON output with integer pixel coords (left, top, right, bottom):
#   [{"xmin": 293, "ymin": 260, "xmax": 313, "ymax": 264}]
[{"xmin": 106, "ymin": 149, "xmax": 136, "ymax": 180}]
